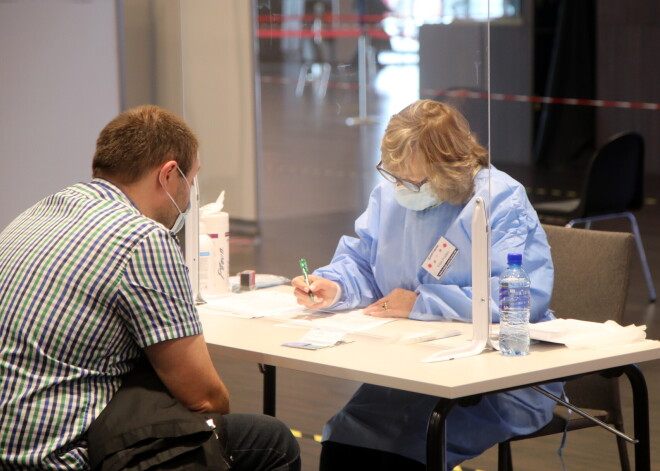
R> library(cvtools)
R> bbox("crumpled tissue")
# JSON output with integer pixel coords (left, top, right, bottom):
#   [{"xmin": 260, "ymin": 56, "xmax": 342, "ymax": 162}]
[{"xmin": 529, "ymin": 319, "xmax": 647, "ymax": 349}]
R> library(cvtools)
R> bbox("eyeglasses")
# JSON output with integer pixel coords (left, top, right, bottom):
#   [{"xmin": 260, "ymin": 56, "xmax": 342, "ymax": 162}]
[{"xmin": 376, "ymin": 161, "xmax": 428, "ymax": 192}]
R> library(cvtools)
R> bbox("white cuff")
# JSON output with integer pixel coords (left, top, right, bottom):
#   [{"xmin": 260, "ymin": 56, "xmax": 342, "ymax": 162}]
[{"xmin": 328, "ymin": 281, "xmax": 342, "ymax": 307}]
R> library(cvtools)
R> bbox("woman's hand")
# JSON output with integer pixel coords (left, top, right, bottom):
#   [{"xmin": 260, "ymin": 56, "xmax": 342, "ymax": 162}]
[
  {"xmin": 291, "ymin": 275, "xmax": 338, "ymax": 310},
  {"xmin": 364, "ymin": 288, "xmax": 418, "ymax": 318}
]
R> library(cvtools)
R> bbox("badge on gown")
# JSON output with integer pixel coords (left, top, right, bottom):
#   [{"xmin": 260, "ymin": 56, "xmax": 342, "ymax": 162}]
[{"xmin": 422, "ymin": 236, "xmax": 458, "ymax": 280}]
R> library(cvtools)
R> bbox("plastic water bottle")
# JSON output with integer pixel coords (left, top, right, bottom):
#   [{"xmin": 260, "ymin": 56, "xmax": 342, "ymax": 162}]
[{"xmin": 499, "ymin": 253, "xmax": 531, "ymax": 356}]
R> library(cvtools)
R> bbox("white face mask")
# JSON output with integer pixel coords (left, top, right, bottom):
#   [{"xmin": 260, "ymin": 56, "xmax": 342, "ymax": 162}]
[
  {"xmin": 161, "ymin": 166, "xmax": 192, "ymax": 233},
  {"xmin": 169, "ymin": 201, "xmax": 191, "ymax": 234},
  {"xmin": 394, "ymin": 182, "xmax": 442, "ymax": 211}
]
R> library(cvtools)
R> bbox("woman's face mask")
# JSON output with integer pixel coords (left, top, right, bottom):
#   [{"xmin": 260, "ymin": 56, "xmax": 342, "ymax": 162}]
[{"xmin": 394, "ymin": 182, "xmax": 442, "ymax": 211}]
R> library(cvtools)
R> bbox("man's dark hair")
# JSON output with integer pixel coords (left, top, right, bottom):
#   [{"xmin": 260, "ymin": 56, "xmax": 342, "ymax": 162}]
[{"xmin": 92, "ymin": 105, "xmax": 199, "ymax": 183}]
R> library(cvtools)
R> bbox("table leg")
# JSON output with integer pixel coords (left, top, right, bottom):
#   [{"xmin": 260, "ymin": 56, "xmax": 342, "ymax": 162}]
[
  {"xmin": 623, "ymin": 364, "xmax": 650, "ymax": 471},
  {"xmin": 259, "ymin": 364, "xmax": 277, "ymax": 416},
  {"xmin": 426, "ymin": 398, "xmax": 456, "ymax": 471}
]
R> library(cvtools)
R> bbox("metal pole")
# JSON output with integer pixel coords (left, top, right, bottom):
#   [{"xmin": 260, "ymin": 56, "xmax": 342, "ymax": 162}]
[
  {"xmin": 531, "ymin": 385, "xmax": 637, "ymax": 444},
  {"xmin": 345, "ymin": 1, "xmax": 375, "ymax": 126},
  {"xmin": 259, "ymin": 364, "xmax": 276, "ymax": 416}
]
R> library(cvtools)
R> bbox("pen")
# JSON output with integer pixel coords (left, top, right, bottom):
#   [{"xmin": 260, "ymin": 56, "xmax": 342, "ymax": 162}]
[{"xmin": 299, "ymin": 258, "xmax": 315, "ymax": 302}]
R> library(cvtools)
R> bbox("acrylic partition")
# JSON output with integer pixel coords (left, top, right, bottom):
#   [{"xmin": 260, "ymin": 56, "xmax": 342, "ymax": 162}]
[{"xmin": 250, "ymin": 0, "xmax": 514, "ymax": 357}]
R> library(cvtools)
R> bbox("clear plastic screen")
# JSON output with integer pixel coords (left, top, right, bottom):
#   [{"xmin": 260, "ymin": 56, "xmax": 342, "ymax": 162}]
[{"xmin": 251, "ymin": 0, "xmax": 511, "ymax": 359}]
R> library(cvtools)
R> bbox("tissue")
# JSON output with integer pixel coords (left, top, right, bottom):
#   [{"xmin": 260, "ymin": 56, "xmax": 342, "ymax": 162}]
[
  {"xmin": 529, "ymin": 318, "xmax": 647, "ymax": 349},
  {"xmin": 562, "ymin": 320, "xmax": 647, "ymax": 349}
]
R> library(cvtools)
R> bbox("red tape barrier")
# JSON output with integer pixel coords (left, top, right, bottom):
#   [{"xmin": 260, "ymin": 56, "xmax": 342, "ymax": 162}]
[
  {"xmin": 258, "ymin": 75, "xmax": 660, "ymax": 111},
  {"xmin": 257, "ymin": 12, "xmax": 393, "ymax": 39},
  {"xmin": 257, "ymin": 13, "xmax": 389, "ymax": 23},
  {"xmin": 425, "ymin": 89, "xmax": 660, "ymax": 111},
  {"xmin": 257, "ymin": 29, "xmax": 390, "ymax": 39}
]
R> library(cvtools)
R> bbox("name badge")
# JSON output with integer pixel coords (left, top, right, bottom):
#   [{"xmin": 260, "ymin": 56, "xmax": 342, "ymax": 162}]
[{"xmin": 422, "ymin": 236, "xmax": 458, "ymax": 280}]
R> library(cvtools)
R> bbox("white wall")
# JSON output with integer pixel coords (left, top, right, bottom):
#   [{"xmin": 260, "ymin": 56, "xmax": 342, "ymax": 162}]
[
  {"xmin": 0, "ymin": 1, "xmax": 121, "ymax": 230},
  {"xmin": 122, "ymin": 0, "xmax": 259, "ymax": 225},
  {"xmin": 180, "ymin": 1, "xmax": 258, "ymax": 223}
]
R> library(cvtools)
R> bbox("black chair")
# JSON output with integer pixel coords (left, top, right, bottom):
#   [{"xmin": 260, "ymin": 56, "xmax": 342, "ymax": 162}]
[
  {"xmin": 534, "ymin": 131, "xmax": 656, "ymax": 302},
  {"xmin": 497, "ymin": 225, "xmax": 636, "ymax": 471}
]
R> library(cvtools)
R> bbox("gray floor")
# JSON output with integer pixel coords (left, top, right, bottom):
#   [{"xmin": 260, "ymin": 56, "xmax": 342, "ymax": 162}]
[{"xmin": 214, "ymin": 60, "xmax": 660, "ymax": 471}]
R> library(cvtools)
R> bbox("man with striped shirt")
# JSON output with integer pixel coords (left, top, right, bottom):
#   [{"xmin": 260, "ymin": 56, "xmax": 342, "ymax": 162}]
[{"xmin": 0, "ymin": 105, "xmax": 300, "ymax": 470}]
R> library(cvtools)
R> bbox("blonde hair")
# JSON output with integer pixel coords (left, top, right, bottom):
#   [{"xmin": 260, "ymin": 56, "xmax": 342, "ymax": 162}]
[{"xmin": 380, "ymin": 100, "xmax": 489, "ymax": 204}]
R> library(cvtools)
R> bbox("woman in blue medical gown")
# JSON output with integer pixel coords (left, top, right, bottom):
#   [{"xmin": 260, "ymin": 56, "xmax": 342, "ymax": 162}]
[{"xmin": 292, "ymin": 100, "xmax": 561, "ymax": 471}]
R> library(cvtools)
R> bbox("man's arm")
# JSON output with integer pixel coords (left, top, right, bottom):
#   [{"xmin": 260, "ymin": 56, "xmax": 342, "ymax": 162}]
[{"xmin": 143, "ymin": 334, "xmax": 230, "ymax": 414}]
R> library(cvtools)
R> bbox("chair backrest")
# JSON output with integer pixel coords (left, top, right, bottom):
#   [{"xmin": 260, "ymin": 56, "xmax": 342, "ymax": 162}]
[
  {"xmin": 543, "ymin": 224, "xmax": 635, "ymax": 323},
  {"xmin": 542, "ymin": 224, "xmax": 635, "ymax": 412},
  {"xmin": 582, "ymin": 131, "xmax": 644, "ymax": 215}
]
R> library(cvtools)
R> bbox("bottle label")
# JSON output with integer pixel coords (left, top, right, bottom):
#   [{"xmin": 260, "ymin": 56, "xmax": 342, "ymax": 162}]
[{"xmin": 499, "ymin": 286, "xmax": 510, "ymax": 310}]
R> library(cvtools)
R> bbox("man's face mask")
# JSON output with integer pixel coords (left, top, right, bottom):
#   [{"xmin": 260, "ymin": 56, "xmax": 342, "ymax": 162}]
[
  {"xmin": 394, "ymin": 182, "xmax": 442, "ymax": 211},
  {"xmin": 161, "ymin": 166, "xmax": 192, "ymax": 233}
]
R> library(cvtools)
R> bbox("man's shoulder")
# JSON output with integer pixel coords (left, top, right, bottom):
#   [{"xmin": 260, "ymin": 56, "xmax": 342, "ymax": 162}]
[
  {"xmin": 65, "ymin": 180, "xmax": 166, "ymax": 234},
  {"xmin": 41, "ymin": 181, "xmax": 178, "ymax": 260},
  {"xmin": 66, "ymin": 180, "xmax": 137, "ymax": 212}
]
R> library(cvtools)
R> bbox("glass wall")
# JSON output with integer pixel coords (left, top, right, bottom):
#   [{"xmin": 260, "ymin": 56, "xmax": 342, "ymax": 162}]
[
  {"xmin": 251, "ymin": 0, "xmax": 494, "ymax": 278},
  {"xmin": 249, "ymin": 0, "xmax": 659, "ymax": 344},
  {"xmin": 250, "ymin": 0, "xmax": 660, "ymax": 284}
]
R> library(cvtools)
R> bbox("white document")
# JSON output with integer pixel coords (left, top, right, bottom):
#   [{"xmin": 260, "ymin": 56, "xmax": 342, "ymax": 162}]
[
  {"xmin": 299, "ymin": 328, "xmax": 346, "ymax": 346},
  {"xmin": 394, "ymin": 329, "xmax": 461, "ymax": 344},
  {"xmin": 278, "ymin": 309, "xmax": 397, "ymax": 333},
  {"xmin": 202, "ymin": 290, "xmax": 300, "ymax": 318}
]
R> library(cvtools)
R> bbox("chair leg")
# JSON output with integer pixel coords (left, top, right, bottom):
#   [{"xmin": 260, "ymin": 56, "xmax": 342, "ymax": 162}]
[
  {"xmin": 568, "ymin": 212, "xmax": 656, "ymax": 302},
  {"xmin": 316, "ymin": 63, "xmax": 331, "ymax": 98},
  {"xmin": 615, "ymin": 434, "xmax": 631, "ymax": 471},
  {"xmin": 623, "ymin": 212, "xmax": 657, "ymax": 302},
  {"xmin": 296, "ymin": 64, "xmax": 309, "ymax": 97},
  {"xmin": 497, "ymin": 442, "xmax": 513, "ymax": 471}
]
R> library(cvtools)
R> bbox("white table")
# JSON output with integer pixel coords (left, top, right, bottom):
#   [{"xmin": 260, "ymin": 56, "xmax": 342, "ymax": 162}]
[{"xmin": 199, "ymin": 303, "xmax": 660, "ymax": 470}]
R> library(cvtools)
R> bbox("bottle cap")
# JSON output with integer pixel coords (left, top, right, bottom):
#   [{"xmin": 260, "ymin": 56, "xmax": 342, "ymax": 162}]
[{"xmin": 507, "ymin": 253, "xmax": 522, "ymax": 266}]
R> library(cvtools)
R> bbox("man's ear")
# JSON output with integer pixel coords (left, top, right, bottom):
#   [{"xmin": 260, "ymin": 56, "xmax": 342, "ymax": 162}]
[{"xmin": 158, "ymin": 160, "xmax": 179, "ymax": 188}]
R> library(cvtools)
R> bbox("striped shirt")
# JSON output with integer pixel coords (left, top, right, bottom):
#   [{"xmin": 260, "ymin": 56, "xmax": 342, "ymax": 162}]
[{"xmin": 0, "ymin": 179, "xmax": 202, "ymax": 469}]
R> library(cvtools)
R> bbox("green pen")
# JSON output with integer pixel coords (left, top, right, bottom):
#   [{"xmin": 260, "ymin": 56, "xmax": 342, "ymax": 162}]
[{"xmin": 299, "ymin": 258, "xmax": 315, "ymax": 302}]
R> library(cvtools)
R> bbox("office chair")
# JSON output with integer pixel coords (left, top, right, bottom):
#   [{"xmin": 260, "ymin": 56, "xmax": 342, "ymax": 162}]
[
  {"xmin": 497, "ymin": 225, "xmax": 635, "ymax": 471},
  {"xmin": 533, "ymin": 131, "xmax": 656, "ymax": 302}
]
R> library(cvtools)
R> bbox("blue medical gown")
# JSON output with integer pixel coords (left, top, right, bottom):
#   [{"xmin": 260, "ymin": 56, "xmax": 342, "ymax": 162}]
[{"xmin": 315, "ymin": 167, "xmax": 561, "ymax": 467}]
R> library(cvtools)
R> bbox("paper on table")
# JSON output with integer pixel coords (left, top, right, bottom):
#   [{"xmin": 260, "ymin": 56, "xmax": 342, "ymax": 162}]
[
  {"xmin": 282, "ymin": 328, "xmax": 348, "ymax": 350},
  {"xmin": 393, "ymin": 329, "xmax": 462, "ymax": 344},
  {"xmin": 202, "ymin": 290, "xmax": 300, "ymax": 318},
  {"xmin": 530, "ymin": 319, "xmax": 647, "ymax": 349},
  {"xmin": 300, "ymin": 328, "xmax": 346, "ymax": 346},
  {"xmin": 277, "ymin": 309, "xmax": 397, "ymax": 333}
]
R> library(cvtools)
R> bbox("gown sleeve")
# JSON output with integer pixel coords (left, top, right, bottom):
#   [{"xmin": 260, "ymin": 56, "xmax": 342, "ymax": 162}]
[{"xmin": 313, "ymin": 189, "xmax": 384, "ymax": 310}]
